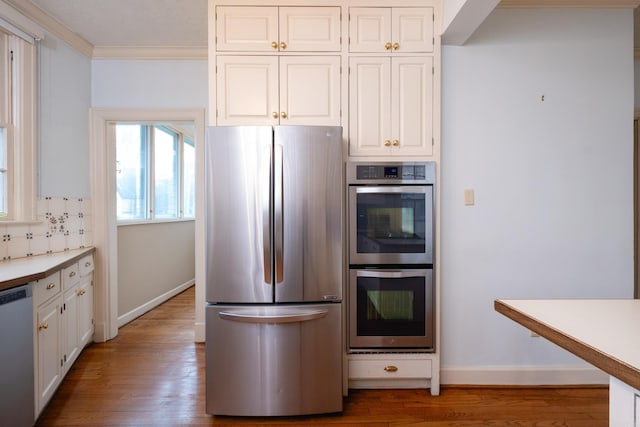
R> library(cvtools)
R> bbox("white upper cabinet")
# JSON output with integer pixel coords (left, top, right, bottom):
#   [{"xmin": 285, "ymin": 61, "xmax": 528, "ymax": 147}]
[
  {"xmin": 216, "ymin": 55, "xmax": 341, "ymax": 126},
  {"xmin": 349, "ymin": 7, "xmax": 433, "ymax": 53},
  {"xmin": 216, "ymin": 6, "xmax": 341, "ymax": 52}
]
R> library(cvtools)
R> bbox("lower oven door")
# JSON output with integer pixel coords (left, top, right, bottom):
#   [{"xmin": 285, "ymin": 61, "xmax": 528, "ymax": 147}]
[{"xmin": 349, "ymin": 269, "xmax": 434, "ymax": 350}]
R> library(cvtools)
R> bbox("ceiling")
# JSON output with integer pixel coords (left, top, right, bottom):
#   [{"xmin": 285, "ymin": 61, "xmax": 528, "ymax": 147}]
[{"xmin": 2, "ymin": 0, "xmax": 639, "ymax": 58}]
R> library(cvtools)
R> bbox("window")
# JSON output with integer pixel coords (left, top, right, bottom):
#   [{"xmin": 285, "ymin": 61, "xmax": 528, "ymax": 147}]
[
  {"xmin": 0, "ymin": 28, "xmax": 36, "ymax": 221},
  {"xmin": 116, "ymin": 123, "xmax": 195, "ymax": 222}
]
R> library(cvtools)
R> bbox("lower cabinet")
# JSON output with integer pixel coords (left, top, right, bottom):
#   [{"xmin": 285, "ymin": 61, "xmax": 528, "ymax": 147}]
[{"xmin": 34, "ymin": 253, "xmax": 95, "ymax": 416}]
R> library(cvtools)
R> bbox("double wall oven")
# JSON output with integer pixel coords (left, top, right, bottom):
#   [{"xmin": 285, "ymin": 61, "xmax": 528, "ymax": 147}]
[{"xmin": 347, "ymin": 162, "xmax": 435, "ymax": 351}]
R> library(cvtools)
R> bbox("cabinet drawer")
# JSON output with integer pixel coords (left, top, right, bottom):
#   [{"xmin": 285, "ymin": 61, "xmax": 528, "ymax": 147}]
[
  {"xmin": 62, "ymin": 263, "xmax": 80, "ymax": 288},
  {"xmin": 349, "ymin": 358, "xmax": 432, "ymax": 380},
  {"xmin": 34, "ymin": 272, "xmax": 61, "ymax": 306},
  {"xmin": 79, "ymin": 254, "xmax": 94, "ymax": 276}
]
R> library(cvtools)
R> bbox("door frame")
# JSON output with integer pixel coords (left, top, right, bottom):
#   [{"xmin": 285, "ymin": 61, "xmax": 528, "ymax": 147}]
[{"xmin": 89, "ymin": 108, "xmax": 206, "ymax": 341}]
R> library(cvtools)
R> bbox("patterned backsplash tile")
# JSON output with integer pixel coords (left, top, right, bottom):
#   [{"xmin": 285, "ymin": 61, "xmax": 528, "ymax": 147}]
[{"xmin": 0, "ymin": 196, "xmax": 92, "ymax": 260}]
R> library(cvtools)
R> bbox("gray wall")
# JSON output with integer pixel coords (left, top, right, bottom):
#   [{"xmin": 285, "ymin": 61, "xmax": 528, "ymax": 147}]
[
  {"xmin": 39, "ymin": 33, "xmax": 91, "ymax": 197},
  {"xmin": 117, "ymin": 221, "xmax": 195, "ymax": 318},
  {"xmin": 441, "ymin": 8, "xmax": 633, "ymax": 380}
]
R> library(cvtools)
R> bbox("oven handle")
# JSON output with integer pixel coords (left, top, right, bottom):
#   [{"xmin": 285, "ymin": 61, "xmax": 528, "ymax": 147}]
[
  {"xmin": 355, "ymin": 186, "xmax": 427, "ymax": 194},
  {"xmin": 356, "ymin": 270, "xmax": 428, "ymax": 279}
]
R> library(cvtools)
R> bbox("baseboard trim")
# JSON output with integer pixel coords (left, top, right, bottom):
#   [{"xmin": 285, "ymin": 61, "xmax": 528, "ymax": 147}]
[
  {"xmin": 117, "ymin": 279, "xmax": 195, "ymax": 328},
  {"xmin": 441, "ymin": 366, "xmax": 608, "ymax": 386},
  {"xmin": 195, "ymin": 321, "xmax": 205, "ymax": 343}
]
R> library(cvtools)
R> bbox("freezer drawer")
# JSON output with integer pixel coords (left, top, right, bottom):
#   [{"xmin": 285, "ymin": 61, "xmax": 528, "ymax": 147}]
[{"xmin": 206, "ymin": 303, "xmax": 342, "ymax": 416}]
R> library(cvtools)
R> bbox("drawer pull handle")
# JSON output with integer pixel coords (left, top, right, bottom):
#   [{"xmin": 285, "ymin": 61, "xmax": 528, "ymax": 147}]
[
  {"xmin": 271, "ymin": 41, "xmax": 278, "ymax": 49},
  {"xmin": 69, "ymin": 271, "xmax": 76, "ymax": 278},
  {"xmin": 84, "ymin": 261, "xmax": 92, "ymax": 267},
  {"xmin": 38, "ymin": 322, "xmax": 48, "ymax": 330},
  {"xmin": 384, "ymin": 365, "xmax": 398, "ymax": 373},
  {"xmin": 77, "ymin": 289, "xmax": 86, "ymax": 297},
  {"xmin": 385, "ymin": 42, "xmax": 392, "ymax": 50},
  {"xmin": 46, "ymin": 283, "xmax": 56, "ymax": 290}
]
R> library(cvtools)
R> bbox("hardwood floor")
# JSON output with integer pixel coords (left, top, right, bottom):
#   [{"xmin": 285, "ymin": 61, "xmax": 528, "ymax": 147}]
[{"xmin": 35, "ymin": 286, "xmax": 608, "ymax": 426}]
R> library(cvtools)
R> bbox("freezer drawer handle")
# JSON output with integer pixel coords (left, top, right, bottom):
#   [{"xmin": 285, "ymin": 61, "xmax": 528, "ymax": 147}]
[{"xmin": 218, "ymin": 309, "xmax": 328, "ymax": 324}]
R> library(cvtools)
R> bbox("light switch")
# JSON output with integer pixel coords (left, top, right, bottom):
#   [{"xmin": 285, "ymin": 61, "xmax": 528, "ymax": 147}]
[{"xmin": 464, "ymin": 189, "xmax": 475, "ymax": 206}]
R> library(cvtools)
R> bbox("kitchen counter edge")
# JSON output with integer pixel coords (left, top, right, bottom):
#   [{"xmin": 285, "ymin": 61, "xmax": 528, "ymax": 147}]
[
  {"xmin": 0, "ymin": 247, "xmax": 96, "ymax": 292},
  {"xmin": 494, "ymin": 298, "xmax": 640, "ymax": 391}
]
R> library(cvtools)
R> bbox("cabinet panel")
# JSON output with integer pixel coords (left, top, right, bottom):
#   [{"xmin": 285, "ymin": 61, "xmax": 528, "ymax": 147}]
[
  {"xmin": 34, "ymin": 272, "xmax": 61, "ymax": 306},
  {"xmin": 349, "ymin": 7, "xmax": 433, "ymax": 53},
  {"xmin": 36, "ymin": 295, "xmax": 62, "ymax": 413},
  {"xmin": 216, "ymin": 6, "xmax": 278, "ymax": 52},
  {"xmin": 392, "ymin": 8, "xmax": 434, "ymax": 53},
  {"xmin": 348, "ymin": 57, "xmax": 391, "ymax": 156},
  {"xmin": 349, "ymin": 358, "xmax": 432, "ymax": 379},
  {"xmin": 216, "ymin": 56, "xmax": 279, "ymax": 125},
  {"xmin": 77, "ymin": 276, "xmax": 94, "ymax": 348},
  {"xmin": 279, "ymin": 56, "xmax": 341, "ymax": 126},
  {"xmin": 392, "ymin": 56, "xmax": 433, "ymax": 156},
  {"xmin": 279, "ymin": 7, "xmax": 341, "ymax": 52},
  {"xmin": 62, "ymin": 284, "xmax": 80, "ymax": 374},
  {"xmin": 349, "ymin": 8, "xmax": 391, "ymax": 53}
]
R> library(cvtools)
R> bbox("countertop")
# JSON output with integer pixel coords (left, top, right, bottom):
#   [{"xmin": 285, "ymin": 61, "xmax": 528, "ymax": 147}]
[
  {"xmin": 0, "ymin": 247, "xmax": 95, "ymax": 292},
  {"xmin": 495, "ymin": 299, "xmax": 640, "ymax": 391}
]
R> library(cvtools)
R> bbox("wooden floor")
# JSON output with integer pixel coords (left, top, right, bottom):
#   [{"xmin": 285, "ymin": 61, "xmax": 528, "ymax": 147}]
[{"xmin": 35, "ymin": 286, "xmax": 609, "ymax": 426}]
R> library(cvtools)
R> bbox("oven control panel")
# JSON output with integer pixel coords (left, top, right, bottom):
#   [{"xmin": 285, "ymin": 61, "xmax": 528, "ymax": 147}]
[{"xmin": 347, "ymin": 162, "xmax": 436, "ymax": 184}]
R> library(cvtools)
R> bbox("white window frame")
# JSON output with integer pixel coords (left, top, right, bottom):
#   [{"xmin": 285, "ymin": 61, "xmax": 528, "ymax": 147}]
[
  {"xmin": 115, "ymin": 122, "xmax": 195, "ymax": 224},
  {"xmin": 0, "ymin": 27, "xmax": 37, "ymax": 222}
]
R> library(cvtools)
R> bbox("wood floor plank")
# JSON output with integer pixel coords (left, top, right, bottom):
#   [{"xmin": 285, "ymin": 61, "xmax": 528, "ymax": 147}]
[{"xmin": 35, "ymin": 286, "xmax": 608, "ymax": 426}]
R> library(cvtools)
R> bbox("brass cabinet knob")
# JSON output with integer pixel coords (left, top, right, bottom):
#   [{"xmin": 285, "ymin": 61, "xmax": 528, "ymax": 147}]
[
  {"xmin": 393, "ymin": 43, "xmax": 399, "ymax": 50},
  {"xmin": 392, "ymin": 139, "xmax": 399, "ymax": 146},
  {"xmin": 280, "ymin": 41, "xmax": 287, "ymax": 50},
  {"xmin": 46, "ymin": 283, "xmax": 55, "ymax": 290},
  {"xmin": 271, "ymin": 41, "xmax": 278, "ymax": 49},
  {"xmin": 69, "ymin": 271, "xmax": 76, "ymax": 278},
  {"xmin": 272, "ymin": 112, "xmax": 279, "ymax": 119},
  {"xmin": 384, "ymin": 42, "xmax": 392, "ymax": 50},
  {"xmin": 38, "ymin": 322, "xmax": 49, "ymax": 331},
  {"xmin": 84, "ymin": 261, "xmax": 91, "ymax": 267},
  {"xmin": 280, "ymin": 112, "xmax": 287, "ymax": 119},
  {"xmin": 384, "ymin": 140, "xmax": 391, "ymax": 147},
  {"xmin": 384, "ymin": 365, "xmax": 398, "ymax": 372}
]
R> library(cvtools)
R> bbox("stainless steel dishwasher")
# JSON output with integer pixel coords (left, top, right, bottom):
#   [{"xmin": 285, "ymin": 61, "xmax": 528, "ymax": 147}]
[{"xmin": 0, "ymin": 283, "xmax": 34, "ymax": 427}]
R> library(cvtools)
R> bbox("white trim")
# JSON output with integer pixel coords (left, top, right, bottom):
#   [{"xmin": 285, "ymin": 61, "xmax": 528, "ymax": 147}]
[
  {"xmin": 0, "ymin": 1, "xmax": 44, "ymax": 42},
  {"xmin": 93, "ymin": 46, "xmax": 207, "ymax": 60},
  {"xmin": 117, "ymin": 279, "xmax": 194, "ymax": 327},
  {"xmin": 90, "ymin": 108, "xmax": 206, "ymax": 343},
  {"xmin": 498, "ymin": 0, "xmax": 640, "ymax": 7},
  {"xmin": 441, "ymin": 366, "xmax": 608, "ymax": 386}
]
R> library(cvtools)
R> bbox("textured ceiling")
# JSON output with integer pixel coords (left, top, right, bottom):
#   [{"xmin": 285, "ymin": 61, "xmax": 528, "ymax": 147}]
[{"xmin": 31, "ymin": 0, "xmax": 207, "ymax": 48}]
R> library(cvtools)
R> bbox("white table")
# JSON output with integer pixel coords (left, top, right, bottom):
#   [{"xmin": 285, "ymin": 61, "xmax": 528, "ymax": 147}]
[{"xmin": 495, "ymin": 299, "xmax": 640, "ymax": 426}]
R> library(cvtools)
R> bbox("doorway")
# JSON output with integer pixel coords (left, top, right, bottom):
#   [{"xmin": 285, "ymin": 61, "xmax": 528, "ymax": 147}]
[{"xmin": 89, "ymin": 109, "xmax": 206, "ymax": 342}]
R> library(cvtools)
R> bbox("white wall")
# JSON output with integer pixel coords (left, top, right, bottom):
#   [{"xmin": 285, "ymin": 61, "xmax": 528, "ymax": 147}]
[
  {"xmin": 441, "ymin": 8, "xmax": 634, "ymax": 383},
  {"xmin": 91, "ymin": 60, "xmax": 208, "ymax": 110},
  {"xmin": 39, "ymin": 34, "xmax": 91, "ymax": 197}
]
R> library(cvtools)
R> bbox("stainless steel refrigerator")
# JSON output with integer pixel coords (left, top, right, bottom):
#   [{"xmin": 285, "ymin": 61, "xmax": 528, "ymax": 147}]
[{"xmin": 205, "ymin": 126, "xmax": 343, "ymax": 416}]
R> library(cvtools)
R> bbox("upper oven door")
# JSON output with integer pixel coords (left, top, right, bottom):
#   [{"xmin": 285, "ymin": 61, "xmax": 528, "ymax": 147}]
[{"xmin": 349, "ymin": 185, "xmax": 433, "ymax": 265}]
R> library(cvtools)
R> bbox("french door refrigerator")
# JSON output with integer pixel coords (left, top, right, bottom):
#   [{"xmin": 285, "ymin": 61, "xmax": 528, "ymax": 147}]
[{"xmin": 205, "ymin": 126, "xmax": 343, "ymax": 416}]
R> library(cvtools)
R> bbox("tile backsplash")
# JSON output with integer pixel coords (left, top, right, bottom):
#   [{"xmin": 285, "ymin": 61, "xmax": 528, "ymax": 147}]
[{"xmin": 0, "ymin": 196, "xmax": 92, "ymax": 260}]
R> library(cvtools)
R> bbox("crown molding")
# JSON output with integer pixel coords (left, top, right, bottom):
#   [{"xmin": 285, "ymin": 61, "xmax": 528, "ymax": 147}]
[
  {"xmin": 92, "ymin": 46, "xmax": 207, "ymax": 60},
  {"xmin": 3, "ymin": 0, "xmax": 93, "ymax": 57},
  {"xmin": 498, "ymin": 0, "xmax": 640, "ymax": 7}
]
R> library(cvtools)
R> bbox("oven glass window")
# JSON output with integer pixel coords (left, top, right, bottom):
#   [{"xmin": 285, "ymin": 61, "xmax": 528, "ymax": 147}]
[
  {"xmin": 356, "ymin": 193, "xmax": 425, "ymax": 254},
  {"xmin": 357, "ymin": 276, "xmax": 425, "ymax": 336}
]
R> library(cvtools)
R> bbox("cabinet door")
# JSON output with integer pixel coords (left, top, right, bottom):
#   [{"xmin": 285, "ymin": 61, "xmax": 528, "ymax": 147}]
[
  {"xmin": 391, "ymin": 56, "xmax": 433, "ymax": 156},
  {"xmin": 349, "ymin": 8, "xmax": 391, "ymax": 53},
  {"xmin": 36, "ymin": 296, "xmax": 62, "ymax": 413},
  {"xmin": 279, "ymin": 56, "xmax": 341, "ymax": 126},
  {"xmin": 216, "ymin": 56, "xmax": 279, "ymax": 125},
  {"xmin": 216, "ymin": 6, "xmax": 278, "ymax": 52},
  {"xmin": 391, "ymin": 8, "xmax": 434, "ymax": 53},
  {"xmin": 77, "ymin": 276, "xmax": 94, "ymax": 348},
  {"xmin": 279, "ymin": 7, "xmax": 341, "ymax": 52},
  {"xmin": 348, "ymin": 57, "xmax": 392, "ymax": 156},
  {"xmin": 62, "ymin": 284, "xmax": 80, "ymax": 373}
]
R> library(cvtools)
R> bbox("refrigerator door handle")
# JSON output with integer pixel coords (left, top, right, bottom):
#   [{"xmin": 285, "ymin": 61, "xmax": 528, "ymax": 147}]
[
  {"xmin": 218, "ymin": 309, "xmax": 328, "ymax": 324},
  {"xmin": 274, "ymin": 143, "xmax": 284, "ymax": 284},
  {"xmin": 263, "ymin": 144, "xmax": 272, "ymax": 285}
]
